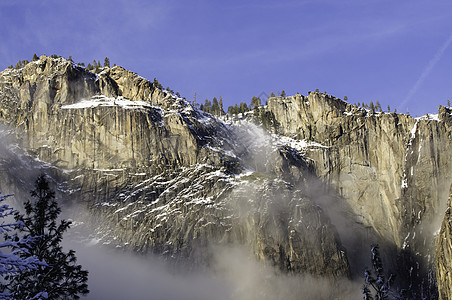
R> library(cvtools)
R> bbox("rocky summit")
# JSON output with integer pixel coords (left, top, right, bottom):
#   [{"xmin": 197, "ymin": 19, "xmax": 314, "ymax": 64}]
[{"xmin": 1, "ymin": 55, "xmax": 451, "ymax": 298}]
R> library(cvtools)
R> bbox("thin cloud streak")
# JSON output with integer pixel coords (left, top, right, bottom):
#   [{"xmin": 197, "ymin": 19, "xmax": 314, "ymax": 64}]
[{"xmin": 399, "ymin": 33, "xmax": 452, "ymax": 111}]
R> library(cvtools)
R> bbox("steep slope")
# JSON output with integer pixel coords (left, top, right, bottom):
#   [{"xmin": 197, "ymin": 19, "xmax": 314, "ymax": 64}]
[
  {"xmin": 436, "ymin": 184, "xmax": 452, "ymax": 300},
  {"xmin": 263, "ymin": 92, "xmax": 452, "ymax": 294},
  {"xmin": 2, "ymin": 55, "xmax": 452, "ymax": 296},
  {"xmin": 0, "ymin": 56, "xmax": 350, "ymax": 279}
]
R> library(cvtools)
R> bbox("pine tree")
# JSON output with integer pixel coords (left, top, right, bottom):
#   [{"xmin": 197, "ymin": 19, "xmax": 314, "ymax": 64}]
[
  {"xmin": 281, "ymin": 90, "xmax": 286, "ymax": 97},
  {"xmin": 251, "ymin": 96, "xmax": 261, "ymax": 110},
  {"xmin": 202, "ymin": 99, "xmax": 212, "ymax": 114},
  {"xmin": 212, "ymin": 97, "xmax": 219, "ymax": 115},
  {"xmin": 448, "ymin": 99, "xmax": 451, "ymax": 107},
  {"xmin": 0, "ymin": 193, "xmax": 46, "ymax": 299},
  {"xmin": 362, "ymin": 245, "xmax": 403, "ymax": 300},
  {"xmin": 104, "ymin": 57, "xmax": 110, "ymax": 68},
  {"xmin": 219, "ymin": 96, "xmax": 224, "ymax": 116},
  {"xmin": 387, "ymin": 105, "xmax": 390, "ymax": 113},
  {"xmin": 239, "ymin": 102, "xmax": 248, "ymax": 114},
  {"xmin": 7, "ymin": 175, "xmax": 89, "ymax": 299},
  {"xmin": 33, "ymin": 53, "xmax": 39, "ymax": 61}
]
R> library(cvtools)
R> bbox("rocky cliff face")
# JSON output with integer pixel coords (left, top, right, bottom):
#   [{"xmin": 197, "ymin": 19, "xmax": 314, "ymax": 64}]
[
  {"xmin": 266, "ymin": 93, "xmax": 452, "ymax": 245},
  {"xmin": 264, "ymin": 93, "xmax": 452, "ymax": 295},
  {"xmin": 436, "ymin": 185, "xmax": 452, "ymax": 300},
  {"xmin": 2, "ymin": 56, "xmax": 451, "ymax": 296},
  {"xmin": 0, "ymin": 56, "xmax": 350, "ymax": 280}
]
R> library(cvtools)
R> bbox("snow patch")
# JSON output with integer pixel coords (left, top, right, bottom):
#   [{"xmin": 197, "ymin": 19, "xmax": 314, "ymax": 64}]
[{"xmin": 61, "ymin": 95, "xmax": 160, "ymax": 111}]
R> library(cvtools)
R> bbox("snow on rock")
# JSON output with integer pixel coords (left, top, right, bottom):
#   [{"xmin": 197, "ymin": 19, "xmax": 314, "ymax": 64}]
[{"xmin": 61, "ymin": 95, "xmax": 159, "ymax": 110}]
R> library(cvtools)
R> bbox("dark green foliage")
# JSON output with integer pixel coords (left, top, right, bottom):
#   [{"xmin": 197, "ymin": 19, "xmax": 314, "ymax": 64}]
[
  {"xmin": 153, "ymin": 78, "xmax": 163, "ymax": 90},
  {"xmin": 251, "ymin": 96, "xmax": 261, "ymax": 110},
  {"xmin": 7, "ymin": 175, "xmax": 89, "ymax": 299},
  {"xmin": 219, "ymin": 96, "xmax": 224, "ymax": 116},
  {"xmin": 281, "ymin": 90, "xmax": 286, "ymax": 97},
  {"xmin": 239, "ymin": 102, "xmax": 249, "ymax": 114},
  {"xmin": 447, "ymin": 99, "xmax": 450, "ymax": 107},
  {"xmin": 270, "ymin": 92, "xmax": 275, "ymax": 97},
  {"xmin": 344, "ymin": 96, "xmax": 348, "ymax": 101},
  {"xmin": 33, "ymin": 53, "xmax": 39, "ymax": 61},
  {"xmin": 94, "ymin": 60, "xmax": 101, "ymax": 73},
  {"xmin": 212, "ymin": 97, "xmax": 219, "ymax": 114},
  {"xmin": 202, "ymin": 98, "xmax": 212, "ymax": 114},
  {"xmin": 227, "ymin": 104, "xmax": 240, "ymax": 115},
  {"xmin": 200, "ymin": 97, "xmax": 225, "ymax": 116},
  {"xmin": 376, "ymin": 101, "xmax": 381, "ymax": 112},
  {"xmin": 104, "ymin": 57, "xmax": 110, "ymax": 67},
  {"xmin": 86, "ymin": 63, "xmax": 93, "ymax": 71},
  {"xmin": 68, "ymin": 56, "xmax": 73, "ymax": 62}
]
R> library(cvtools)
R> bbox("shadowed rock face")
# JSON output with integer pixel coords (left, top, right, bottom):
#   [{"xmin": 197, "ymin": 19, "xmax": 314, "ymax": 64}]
[
  {"xmin": 0, "ymin": 56, "xmax": 350, "ymax": 279},
  {"xmin": 436, "ymin": 185, "xmax": 452, "ymax": 300}
]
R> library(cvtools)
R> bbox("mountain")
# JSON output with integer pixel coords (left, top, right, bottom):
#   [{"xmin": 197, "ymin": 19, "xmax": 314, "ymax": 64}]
[{"xmin": 0, "ymin": 55, "xmax": 451, "ymax": 298}]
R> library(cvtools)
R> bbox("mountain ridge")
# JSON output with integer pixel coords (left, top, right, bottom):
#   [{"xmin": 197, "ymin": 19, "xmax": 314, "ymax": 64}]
[{"xmin": 1, "ymin": 55, "xmax": 451, "ymax": 298}]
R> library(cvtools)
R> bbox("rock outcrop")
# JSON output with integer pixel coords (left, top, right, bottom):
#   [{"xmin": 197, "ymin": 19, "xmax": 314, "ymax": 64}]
[
  {"xmin": 436, "ymin": 184, "xmax": 452, "ymax": 300},
  {"xmin": 262, "ymin": 92, "xmax": 452, "ymax": 294},
  {"xmin": 0, "ymin": 56, "xmax": 350, "ymax": 279},
  {"xmin": 2, "ymin": 55, "xmax": 452, "ymax": 295},
  {"xmin": 266, "ymin": 93, "xmax": 452, "ymax": 247}
]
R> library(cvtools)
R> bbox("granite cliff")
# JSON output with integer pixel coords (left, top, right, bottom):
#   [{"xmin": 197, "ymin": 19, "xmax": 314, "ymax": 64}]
[
  {"xmin": 1, "ymin": 55, "xmax": 451, "ymax": 297},
  {"xmin": 436, "ymin": 185, "xmax": 452, "ymax": 300},
  {"xmin": 263, "ymin": 93, "xmax": 452, "ymax": 295},
  {"xmin": 0, "ymin": 56, "xmax": 349, "ymax": 280}
]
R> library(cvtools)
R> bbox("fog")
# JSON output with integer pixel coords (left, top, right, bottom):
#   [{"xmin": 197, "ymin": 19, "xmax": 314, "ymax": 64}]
[
  {"xmin": 64, "ymin": 236, "xmax": 362, "ymax": 300},
  {"xmin": 65, "ymin": 240, "xmax": 230, "ymax": 300}
]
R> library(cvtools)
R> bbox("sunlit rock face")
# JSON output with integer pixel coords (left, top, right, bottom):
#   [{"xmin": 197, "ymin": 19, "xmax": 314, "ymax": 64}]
[
  {"xmin": 436, "ymin": 185, "xmax": 452, "ymax": 300},
  {"xmin": 0, "ymin": 56, "xmax": 350, "ymax": 279},
  {"xmin": 2, "ymin": 55, "xmax": 452, "ymax": 295},
  {"xmin": 265, "ymin": 93, "xmax": 452, "ymax": 295}
]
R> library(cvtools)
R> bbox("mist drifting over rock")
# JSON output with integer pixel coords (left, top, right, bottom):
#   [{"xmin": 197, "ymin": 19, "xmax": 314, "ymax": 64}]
[{"xmin": 1, "ymin": 55, "xmax": 451, "ymax": 298}]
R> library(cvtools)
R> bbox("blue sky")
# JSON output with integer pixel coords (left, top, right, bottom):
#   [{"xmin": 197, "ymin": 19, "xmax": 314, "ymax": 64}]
[{"xmin": 1, "ymin": 0, "xmax": 451, "ymax": 116}]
